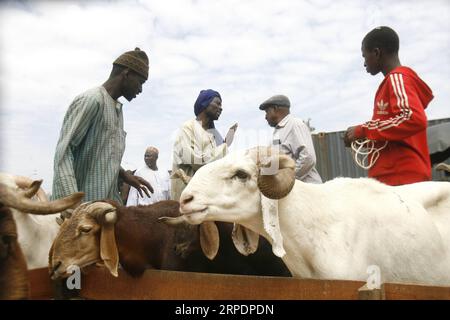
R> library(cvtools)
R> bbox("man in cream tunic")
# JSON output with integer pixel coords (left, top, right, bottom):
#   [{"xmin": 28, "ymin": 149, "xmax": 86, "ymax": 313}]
[{"xmin": 171, "ymin": 89, "xmax": 237, "ymax": 201}]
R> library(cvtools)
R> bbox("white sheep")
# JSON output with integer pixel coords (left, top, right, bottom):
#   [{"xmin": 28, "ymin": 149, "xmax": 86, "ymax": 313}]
[
  {"xmin": 0, "ymin": 178, "xmax": 83, "ymax": 299},
  {"xmin": 162, "ymin": 148, "xmax": 450, "ymax": 286},
  {"xmin": 0, "ymin": 172, "xmax": 72, "ymax": 269}
]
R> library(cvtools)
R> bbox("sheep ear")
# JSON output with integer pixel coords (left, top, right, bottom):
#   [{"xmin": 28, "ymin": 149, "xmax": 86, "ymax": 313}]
[
  {"xmin": 100, "ymin": 224, "xmax": 119, "ymax": 277},
  {"xmin": 231, "ymin": 223, "xmax": 259, "ymax": 256},
  {"xmin": 260, "ymin": 195, "xmax": 286, "ymax": 258},
  {"xmin": 199, "ymin": 222, "xmax": 219, "ymax": 260}
]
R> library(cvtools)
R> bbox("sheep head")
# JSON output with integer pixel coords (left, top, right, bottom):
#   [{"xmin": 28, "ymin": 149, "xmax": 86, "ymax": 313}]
[
  {"xmin": 169, "ymin": 168, "xmax": 222, "ymax": 260},
  {"xmin": 49, "ymin": 201, "xmax": 119, "ymax": 279},
  {"xmin": 161, "ymin": 147, "xmax": 295, "ymax": 258}
]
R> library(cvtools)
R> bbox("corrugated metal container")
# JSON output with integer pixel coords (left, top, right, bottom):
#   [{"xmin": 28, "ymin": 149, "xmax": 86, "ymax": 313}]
[{"xmin": 312, "ymin": 118, "xmax": 450, "ymax": 182}]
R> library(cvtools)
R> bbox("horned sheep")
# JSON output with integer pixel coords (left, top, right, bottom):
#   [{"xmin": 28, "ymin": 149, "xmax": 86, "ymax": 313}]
[
  {"xmin": 49, "ymin": 199, "xmax": 291, "ymax": 279},
  {"xmin": 0, "ymin": 179, "xmax": 83, "ymax": 299},
  {"xmin": 0, "ymin": 173, "xmax": 67, "ymax": 269},
  {"xmin": 162, "ymin": 147, "xmax": 450, "ymax": 286}
]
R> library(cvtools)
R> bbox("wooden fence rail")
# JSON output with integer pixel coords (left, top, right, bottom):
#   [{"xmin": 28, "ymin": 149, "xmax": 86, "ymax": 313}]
[{"xmin": 28, "ymin": 267, "xmax": 450, "ymax": 300}]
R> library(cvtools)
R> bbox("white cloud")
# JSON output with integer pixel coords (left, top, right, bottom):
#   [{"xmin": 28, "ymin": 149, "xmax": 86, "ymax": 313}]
[{"xmin": 0, "ymin": 0, "xmax": 449, "ymax": 192}]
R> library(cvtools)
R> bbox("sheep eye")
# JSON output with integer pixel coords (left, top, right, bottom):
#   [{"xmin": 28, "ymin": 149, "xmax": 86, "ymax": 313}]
[
  {"xmin": 79, "ymin": 226, "xmax": 92, "ymax": 233},
  {"xmin": 232, "ymin": 170, "xmax": 249, "ymax": 180}
]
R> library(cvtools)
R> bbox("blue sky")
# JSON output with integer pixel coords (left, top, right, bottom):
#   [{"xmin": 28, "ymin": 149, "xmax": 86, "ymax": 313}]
[{"xmin": 1, "ymin": 0, "xmax": 449, "ymax": 192}]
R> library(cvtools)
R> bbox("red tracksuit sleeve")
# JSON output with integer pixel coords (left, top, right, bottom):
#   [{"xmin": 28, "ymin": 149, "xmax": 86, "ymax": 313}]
[{"xmin": 359, "ymin": 73, "xmax": 427, "ymax": 141}]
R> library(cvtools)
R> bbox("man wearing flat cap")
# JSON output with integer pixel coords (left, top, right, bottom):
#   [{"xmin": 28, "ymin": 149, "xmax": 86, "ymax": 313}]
[
  {"xmin": 52, "ymin": 48, "xmax": 154, "ymax": 204},
  {"xmin": 171, "ymin": 89, "xmax": 238, "ymax": 201},
  {"xmin": 260, "ymin": 94, "xmax": 322, "ymax": 183}
]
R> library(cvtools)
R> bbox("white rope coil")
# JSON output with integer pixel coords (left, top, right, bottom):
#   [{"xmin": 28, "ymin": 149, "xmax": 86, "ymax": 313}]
[{"xmin": 351, "ymin": 139, "xmax": 388, "ymax": 170}]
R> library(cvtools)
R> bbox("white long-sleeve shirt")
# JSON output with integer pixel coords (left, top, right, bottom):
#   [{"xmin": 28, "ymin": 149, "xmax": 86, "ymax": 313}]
[
  {"xmin": 272, "ymin": 114, "xmax": 322, "ymax": 183},
  {"xmin": 126, "ymin": 166, "xmax": 170, "ymax": 206}
]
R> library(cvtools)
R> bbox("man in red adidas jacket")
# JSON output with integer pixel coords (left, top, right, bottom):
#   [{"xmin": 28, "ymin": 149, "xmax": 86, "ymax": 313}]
[{"xmin": 344, "ymin": 26, "xmax": 434, "ymax": 186}]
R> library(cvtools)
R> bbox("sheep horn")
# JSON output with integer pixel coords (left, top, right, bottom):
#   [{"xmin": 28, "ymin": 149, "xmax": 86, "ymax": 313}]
[
  {"xmin": 0, "ymin": 182, "xmax": 84, "ymax": 214},
  {"xmin": 13, "ymin": 175, "xmax": 49, "ymax": 201},
  {"xmin": 257, "ymin": 155, "xmax": 296, "ymax": 199},
  {"xmin": 435, "ymin": 163, "xmax": 450, "ymax": 173},
  {"xmin": 20, "ymin": 180, "xmax": 42, "ymax": 198},
  {"xmin": 56, "ymin": 208, "xmax": 75, "ymax": 225},
  {"xmin": 86, "ymin": 202, "xmax": 118, "ymax": 225}
]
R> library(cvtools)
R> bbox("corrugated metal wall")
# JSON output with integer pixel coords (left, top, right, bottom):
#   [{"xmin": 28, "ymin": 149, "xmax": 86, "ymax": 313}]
[{"xmin": 312, "ymin": 118, "xmax": 450, "ymax": 182}]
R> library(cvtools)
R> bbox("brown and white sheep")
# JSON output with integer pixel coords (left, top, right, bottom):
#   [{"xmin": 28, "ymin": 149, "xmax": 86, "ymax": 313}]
[{"xmin": 49, "ymin": 199, "xmax": 291, "ymax": 279}]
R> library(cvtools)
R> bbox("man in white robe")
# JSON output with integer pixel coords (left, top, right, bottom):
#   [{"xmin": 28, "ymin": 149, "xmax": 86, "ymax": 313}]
[{"xmin": 126, "ymin": 147, "xmax": 170, "ymax": 206}]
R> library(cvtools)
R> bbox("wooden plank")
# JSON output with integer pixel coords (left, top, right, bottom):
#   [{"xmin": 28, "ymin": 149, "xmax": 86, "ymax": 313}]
[
  {"xmin": 28, "ymin": 268, "xmax": 53, "ymax": 300},
  {"xmin": 384, "ymin": 283, "xmax": 450, "ymax": 300},
  {"xmin": 80, "ymin": 268, "xmax": 365, "ymax": 300},
  {"xmin": 28, "ymin": 267, "xmax": 450, "ymax": 300}
]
